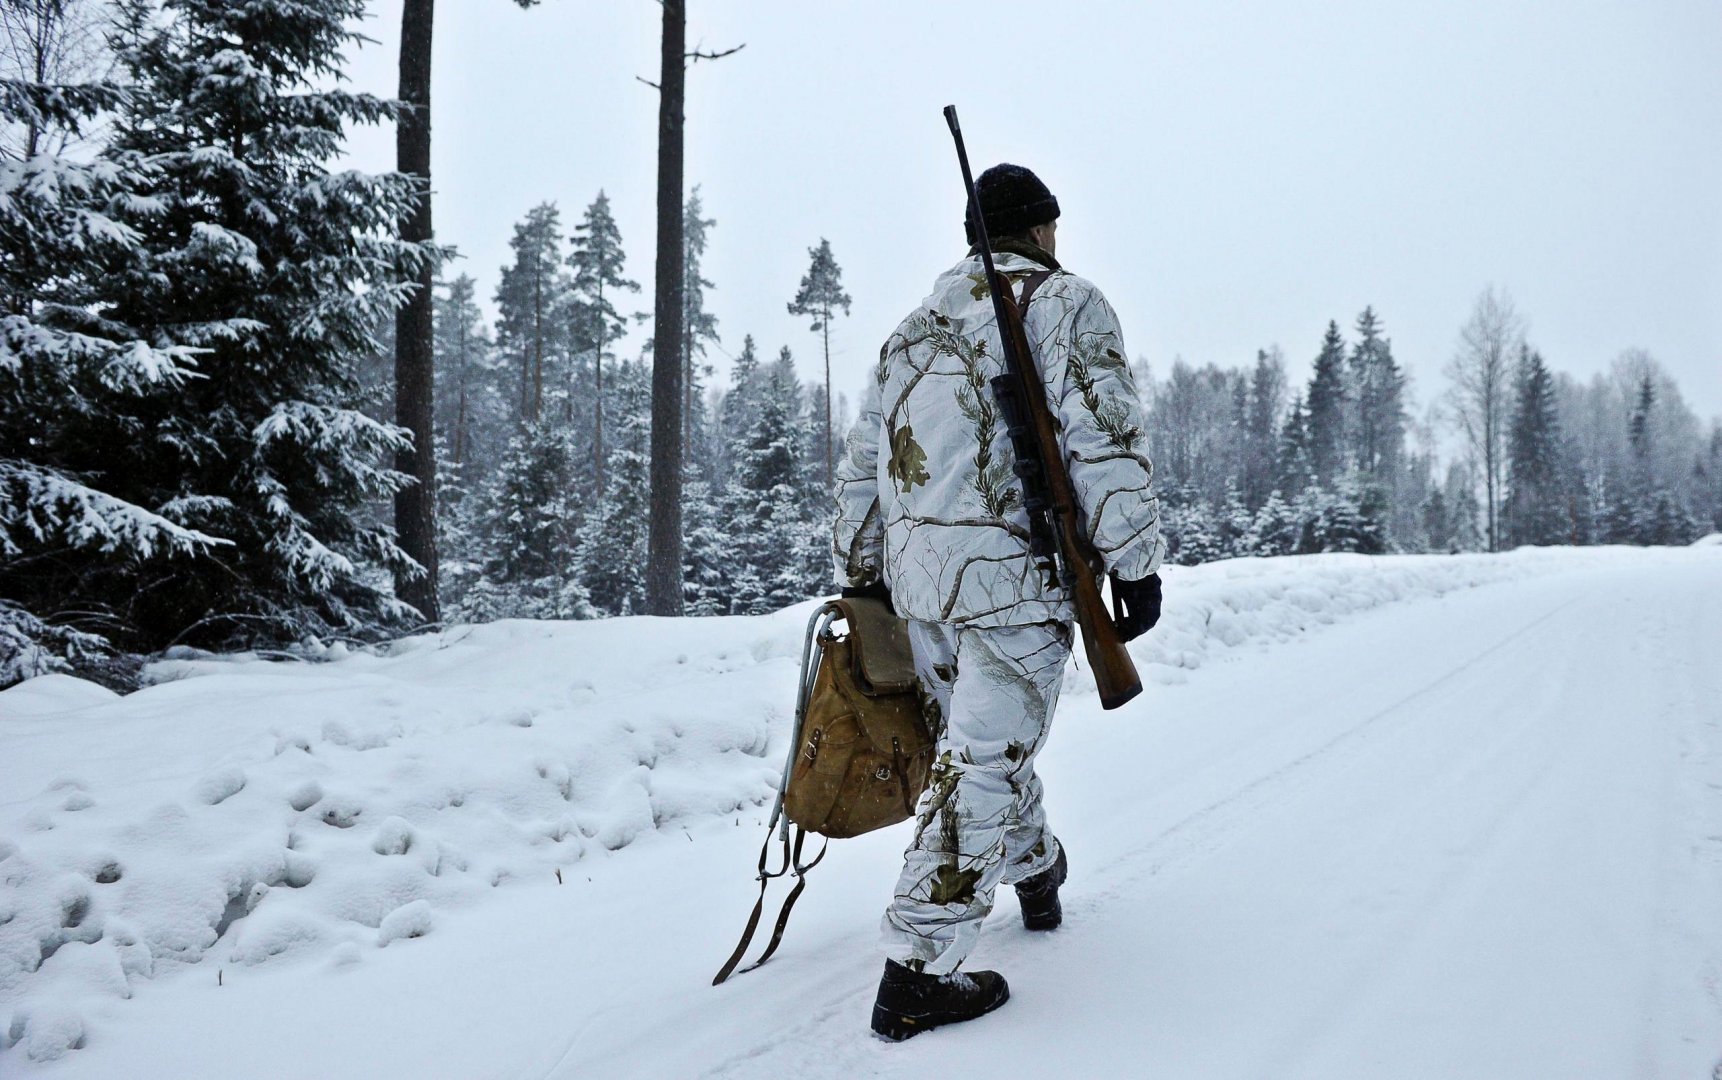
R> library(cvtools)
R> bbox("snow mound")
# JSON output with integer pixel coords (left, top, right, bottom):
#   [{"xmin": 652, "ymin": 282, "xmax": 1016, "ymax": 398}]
[
  {"xmin": 0, "ymin": 675, "xmax": 119, "ymax": 721},
  {"xmin": 1, "ymin": 545, "xmax": 1708, "ymax": 1059}
]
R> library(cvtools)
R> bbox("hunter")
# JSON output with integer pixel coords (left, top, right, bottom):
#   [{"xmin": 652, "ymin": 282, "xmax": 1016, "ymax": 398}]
[{"xmin": 833, "ymin": 163, "xmax": 1166, "ymax": 1040}]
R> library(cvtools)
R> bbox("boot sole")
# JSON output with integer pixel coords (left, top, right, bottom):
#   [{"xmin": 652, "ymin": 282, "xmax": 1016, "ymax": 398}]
[{"xmin": 870, "ymin": 984, "xmax": 1011, "ymax": 1042}]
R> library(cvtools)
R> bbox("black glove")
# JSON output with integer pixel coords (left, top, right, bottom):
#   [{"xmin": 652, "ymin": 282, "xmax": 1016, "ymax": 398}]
[
  {"xmin": 840, "ymin": 581, "xmax": 894, "ymax": 614},
  {"xmin": 1111, "ymin": 572, "xmax": 1161, "ymax": 642}
]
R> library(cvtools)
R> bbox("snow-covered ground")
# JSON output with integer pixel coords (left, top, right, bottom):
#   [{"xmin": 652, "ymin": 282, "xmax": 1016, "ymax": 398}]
[{"xmin": 3, "ymin": 545, "xmax": 1720, "ymax": 1078}]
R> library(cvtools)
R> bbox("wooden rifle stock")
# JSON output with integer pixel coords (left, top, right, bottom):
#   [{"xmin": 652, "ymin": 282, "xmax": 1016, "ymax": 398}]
[{"xmin": 943, "ymin": 105, "xmax": 1142, "ymax": 711}]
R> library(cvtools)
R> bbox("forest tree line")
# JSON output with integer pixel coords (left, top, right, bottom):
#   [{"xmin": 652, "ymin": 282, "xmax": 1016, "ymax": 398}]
[{"xmin": 2, "ymin": 0, "xmax": 1719, "ymax": 689}]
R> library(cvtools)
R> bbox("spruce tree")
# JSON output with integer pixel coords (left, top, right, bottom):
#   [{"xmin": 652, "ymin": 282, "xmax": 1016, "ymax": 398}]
[
  {"xmin": 480, "ymin": 422, "xmax": 589, "ymax": 618},
  {"xmin": 724, "ymin": 352, "xmax": 811, "ymax": 613},
  {"xmin": 713, "ymin": 333, "xmax": 762, "ymax": 486},
  {"xmin": 76, "ymin": 0, "xmax": 434, "ymax": 647},
  {"xmin": 1305, "ymin": 320, "xmax": 1349, "ymax": 487},
  {"xmin": 576, "ymin": 359, "xmax": 651, "ymax": 616},
  {"xmin": 787, "ymin": 238, "xmax": 852, "ymax": 489},
  {"xmin": 0, "ymin": 78, "xmax": 227, "ymax": 673},
  {"xmin": 567, "ymin": 190, "xmax": 639, "ymax": 485},
  {"xmin": 1347, "ymin": 307, "xmax": 1406, "ymax": 481},
  {"xmin": 1276, "ymin": 393, "xmax": 1314, "ymax": 496},
  {"xmin": 1504, "ymin": 347, "xmax": 1564, "ymax": 546},
  {"xmin": 1421, "ymin": 485, "xmax": 1452, "ymax": 552}
]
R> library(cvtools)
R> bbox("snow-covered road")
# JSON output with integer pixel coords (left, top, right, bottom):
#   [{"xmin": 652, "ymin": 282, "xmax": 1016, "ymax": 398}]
[{"xmin": 4, "ymin": 547, "xmax": 1720, "ymax": 1078}]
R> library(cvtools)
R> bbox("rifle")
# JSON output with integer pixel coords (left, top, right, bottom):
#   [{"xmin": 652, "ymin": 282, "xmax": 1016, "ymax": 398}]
[{"xmin": 942, "ymin": 104, "xmax": 1142, "ymax": 711}]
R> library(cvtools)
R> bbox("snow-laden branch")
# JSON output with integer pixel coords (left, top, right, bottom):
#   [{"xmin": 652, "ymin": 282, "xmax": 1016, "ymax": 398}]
[{"xmin": 0, "ymin": 461, "xmax": 231, "ymax": 559}]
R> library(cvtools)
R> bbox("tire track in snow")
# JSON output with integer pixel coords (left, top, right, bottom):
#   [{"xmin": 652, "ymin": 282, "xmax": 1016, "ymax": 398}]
[{"xmin": 1075, "ymin": 595, "xmax": 1582, "ymax": 901}]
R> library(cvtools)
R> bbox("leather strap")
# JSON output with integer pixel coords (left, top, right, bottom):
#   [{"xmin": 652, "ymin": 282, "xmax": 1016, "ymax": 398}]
[
  {"xmin": 1018, "ymin": 268, "xmax": 1053, "ymax": 311},
  {"xmin": 711, "ymin": 824, "xmax": 794, "ymax": 985},
  {"xmin": 711, "ymin": 825, "xmax": 828, "ymax": 985}
]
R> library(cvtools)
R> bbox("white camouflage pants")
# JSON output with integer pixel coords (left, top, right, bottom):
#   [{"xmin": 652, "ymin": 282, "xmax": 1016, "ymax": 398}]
[{"xmin": 880, "ymin": 619, "xmax": 1071, "ymax": 975}]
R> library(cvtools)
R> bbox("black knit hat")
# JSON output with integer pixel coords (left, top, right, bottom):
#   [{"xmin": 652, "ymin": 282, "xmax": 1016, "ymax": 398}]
[{"xmin": 964, "ymin": 163, "xmax": 1060, "ymax": 244}]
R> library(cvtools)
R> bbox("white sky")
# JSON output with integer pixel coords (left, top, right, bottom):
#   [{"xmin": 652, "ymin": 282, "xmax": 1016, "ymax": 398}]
[{"xmin": 338, "ymin": 0, "xmax": 1722, "ymax": 423}]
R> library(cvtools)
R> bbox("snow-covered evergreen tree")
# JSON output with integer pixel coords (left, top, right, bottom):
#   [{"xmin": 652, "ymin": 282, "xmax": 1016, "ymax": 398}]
[
  {"xmin": 22, "ymin": 0, "xmax": 434, "ymax": 651},
  {"xmin": 724, "ymin": 351, "xmax": 814, "ymax": 613},
  {"xmin": 1305, "ymin": 320, "xmax": 1349, "ymax": 488},
  {"xmin": 1276, "ymin": 393, "xmax": 1314, "ymax": 497},
  {"xmin": 0, "ymin": 77, "xmax": 227, "ymax": 677},
  {"xmin": 1504, "ymin": 346, "xmax": 1565, "ymax": 546},
  {"xmin": 476, "ymin": 421, "xmax": 590, "ymax": 619},
  {"xmin": 576, "ymin": 358, "xmax": 651, "ymax": 616},
  {"xmin": 1241, "ymin": 348, "xmax": 1286, "ymax": 510}
]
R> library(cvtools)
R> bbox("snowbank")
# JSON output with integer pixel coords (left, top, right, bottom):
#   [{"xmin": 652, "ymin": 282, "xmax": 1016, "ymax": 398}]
[{"xmin": 0, "ymin": 545, "xmax": 1702, "ymax": 1062}]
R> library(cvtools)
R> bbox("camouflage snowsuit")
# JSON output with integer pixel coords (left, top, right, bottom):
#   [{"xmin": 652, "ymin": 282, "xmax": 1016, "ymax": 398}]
[{"xmin": 832, "ymin": 244, "xmax": 1164, "ymax": 974}]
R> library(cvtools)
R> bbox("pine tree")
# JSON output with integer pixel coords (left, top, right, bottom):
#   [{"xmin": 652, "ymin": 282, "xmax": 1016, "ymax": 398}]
[
  {"xmin": 68, "ymin": 0, "xmax": 434, "ymax": 648},
  {"xmin": 787, "ymin": 238, "xmax": 852, "ymax": 489},
  {"xmin": 496, "ymin": 202, "xmax": 569, "ymax": 424},
  {"xmin": 567, "ymin": 190, "xmax": 639, "ymax": 485},
  {"xmin": 1305, "ymin": 320, "xmax": 1349, "ymax": 487}
]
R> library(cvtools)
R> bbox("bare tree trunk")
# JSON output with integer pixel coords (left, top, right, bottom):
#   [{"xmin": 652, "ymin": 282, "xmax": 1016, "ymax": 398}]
[
  {"xmin": 645, "ymin": 0, "xmax": 686, "ymax": 616},
  {"xmin": 392, "ymin": 0, "xmax": 439, "ymax": 625},
  {"xmin": 830, "ymin": 306, "xmax": 836, "ymax": 489},
  {"xmin": 454, "ymin": 310, "xmax": 468, "ymax": 466}
]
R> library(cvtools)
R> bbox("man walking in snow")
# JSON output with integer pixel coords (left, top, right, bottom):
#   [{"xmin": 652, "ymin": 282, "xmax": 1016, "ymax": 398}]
[{"xmin": 833, "ymin": 164, "xmax": 1166, "ymax": 1040}]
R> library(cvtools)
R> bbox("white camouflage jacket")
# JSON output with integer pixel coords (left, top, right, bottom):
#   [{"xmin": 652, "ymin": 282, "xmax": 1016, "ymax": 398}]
[{"xmin": 832, "ymin": 245, "xmax": 1165, "ymax": 628}]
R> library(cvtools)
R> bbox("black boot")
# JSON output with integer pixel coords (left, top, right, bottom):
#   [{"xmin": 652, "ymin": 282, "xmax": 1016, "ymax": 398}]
[
  {"xmin": 1014, "ymin": 842, "xmax": 1068, "ymax": 931},
  {"xmin": 870, "ymin": 959, "xmax": 1010, "ymax": 1041}
]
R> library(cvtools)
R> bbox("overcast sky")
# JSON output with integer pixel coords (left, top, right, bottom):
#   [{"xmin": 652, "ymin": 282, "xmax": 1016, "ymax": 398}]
[{"xmin": 338, "ymin": 0, "xmax": 1722, "ymax": 424}]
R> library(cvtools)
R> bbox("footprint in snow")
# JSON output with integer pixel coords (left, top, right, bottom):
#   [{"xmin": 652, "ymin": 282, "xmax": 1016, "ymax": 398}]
[{"xmin": 194, "ymin": 769, "xmax": 247, "ymax": 806}]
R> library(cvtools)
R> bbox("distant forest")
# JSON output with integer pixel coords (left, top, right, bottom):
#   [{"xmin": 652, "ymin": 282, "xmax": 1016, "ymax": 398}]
[{"xmin": 3, "ymin": 0, "xmax": 1719, "ymax": 688}]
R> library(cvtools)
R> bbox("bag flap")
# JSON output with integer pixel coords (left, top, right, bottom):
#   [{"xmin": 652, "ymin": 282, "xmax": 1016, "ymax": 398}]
[{"xmin": 830, "ymin": 597, "xmax": 917, "ymax": 695}]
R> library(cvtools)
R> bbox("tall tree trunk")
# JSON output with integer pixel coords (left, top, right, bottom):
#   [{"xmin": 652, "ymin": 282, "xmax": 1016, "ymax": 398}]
[
  {"xmin": 454, "ymin": 314, "xmax": 468, "ymax": 466},
  {"xmin": 645, "ymin": 0, "xmax": 686, "ymax": 615},
  {"xmin": 830, "ymin": 304, "xmax": 836, "ymax": 489},
  {"xmin": 594, "ymin": 278, "xmax": 605, "ymax": 490},
  {"xmin": 392, "ymin": 0, "xmax": 439, "ymax": 625}
]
